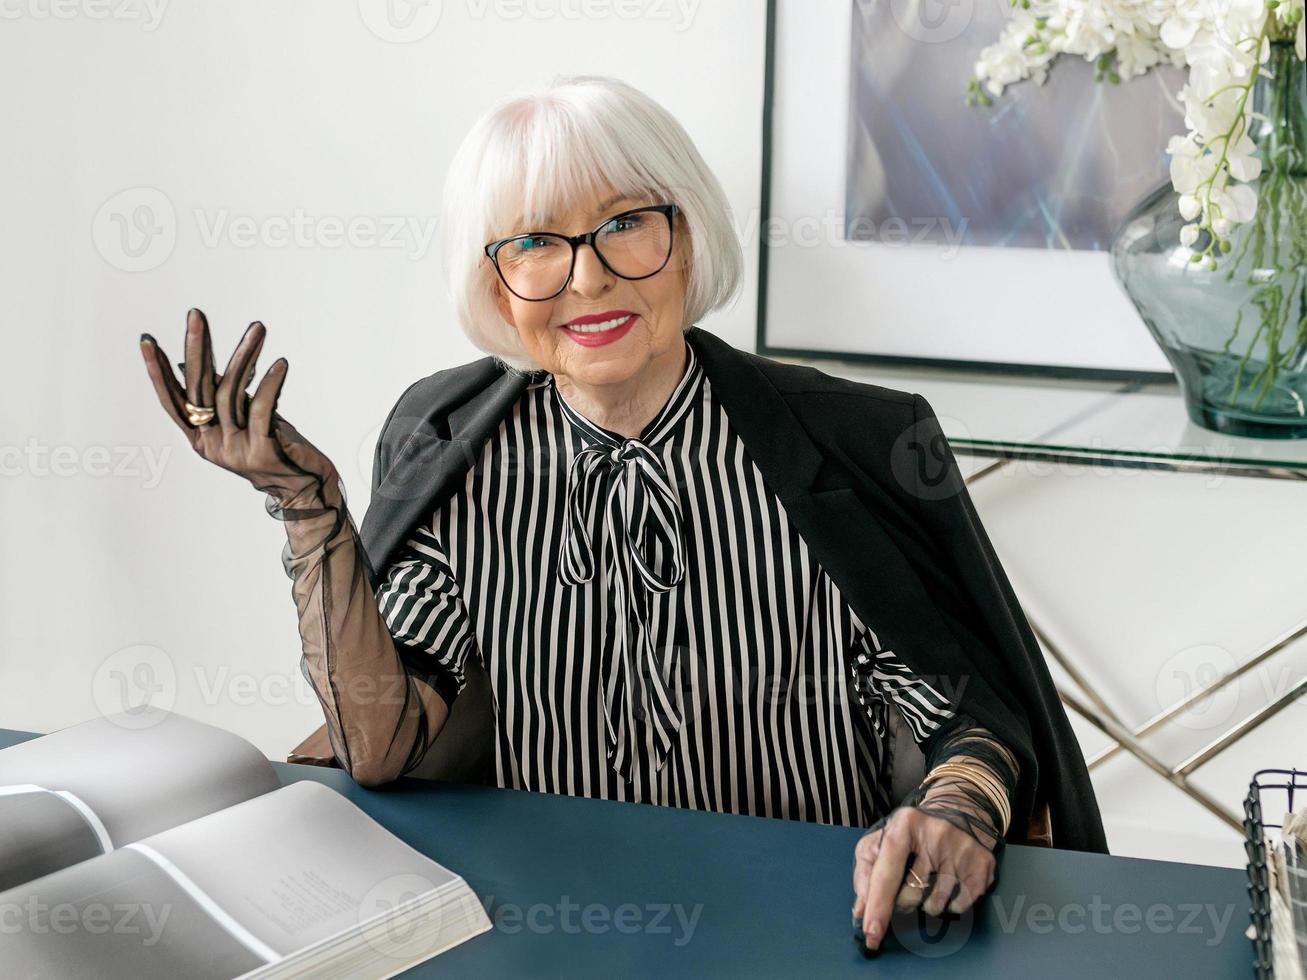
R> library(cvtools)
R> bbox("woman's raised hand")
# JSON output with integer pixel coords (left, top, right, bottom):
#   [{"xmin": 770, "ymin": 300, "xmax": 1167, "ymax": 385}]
[{"xmin": 139, "ymin": 308, "xmax": 341, "ymax": 508}]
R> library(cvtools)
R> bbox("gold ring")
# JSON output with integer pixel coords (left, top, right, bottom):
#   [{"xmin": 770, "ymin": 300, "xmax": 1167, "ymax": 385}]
[
  {"xmin": 185, "ymin": 400, "xmax": 216, "ymax": 426},
  {"xmin": 905, "ymin": 868, "xmax": 928, "ymax": 889}
]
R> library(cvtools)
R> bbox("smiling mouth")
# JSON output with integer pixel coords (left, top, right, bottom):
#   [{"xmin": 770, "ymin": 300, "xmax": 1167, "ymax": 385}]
[{"xmin": 560, "ymin": 313, "xmax": 636, "ymax": 334}]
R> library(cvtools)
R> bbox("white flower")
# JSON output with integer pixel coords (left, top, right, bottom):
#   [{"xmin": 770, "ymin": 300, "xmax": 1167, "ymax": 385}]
[
  {"xmin": 1225, "ymin": 131, "xmax": 1262, "ymax": 181},
  {"xmin": 973, "ymin": 0, "xmax": 1303, "ymax": 247},
  {"xmin": 1218, "ymin": 181, "xmax": 1259, "ymax": 223},
  {"xmin": 1160, "ymin": 3, "xmax": 1203, "ymax": 49}
]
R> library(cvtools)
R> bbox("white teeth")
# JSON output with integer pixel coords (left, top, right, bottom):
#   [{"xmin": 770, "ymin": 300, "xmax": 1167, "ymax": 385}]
[{"xmin": 565, "ymin": 314, "xmax": 632, "ymax": 333}]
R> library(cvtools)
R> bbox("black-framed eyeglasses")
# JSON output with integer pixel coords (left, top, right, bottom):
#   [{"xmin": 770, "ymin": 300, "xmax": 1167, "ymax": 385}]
[{"xmin": 483, "ymin": 203, "xmax": 679, "ymax": 302}]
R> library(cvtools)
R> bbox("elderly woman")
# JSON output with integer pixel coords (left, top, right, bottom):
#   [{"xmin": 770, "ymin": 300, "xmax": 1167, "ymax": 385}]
[{"xmin": 139, "ymin": 75, "xmax": 1106, "ymax": 952}]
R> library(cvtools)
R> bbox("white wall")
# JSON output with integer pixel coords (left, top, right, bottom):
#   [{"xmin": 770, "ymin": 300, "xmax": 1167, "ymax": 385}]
[{"xmin": 0, "ymin": 0, "xmax": 764, "ymax": 758}]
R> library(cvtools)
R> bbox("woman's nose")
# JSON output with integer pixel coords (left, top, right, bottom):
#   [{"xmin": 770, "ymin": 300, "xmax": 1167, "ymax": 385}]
[{"xmin": 568, "ymin": 242, "xmax": 615, "ymax": 296}]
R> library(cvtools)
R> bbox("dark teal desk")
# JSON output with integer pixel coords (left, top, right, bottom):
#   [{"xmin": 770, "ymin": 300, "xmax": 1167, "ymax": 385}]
[{"xmin": 0, "ymin": 728, "xmax": 1252, "ymax": 977}]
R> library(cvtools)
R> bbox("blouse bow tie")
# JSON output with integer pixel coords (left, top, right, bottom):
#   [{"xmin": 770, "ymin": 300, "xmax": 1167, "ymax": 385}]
[{"xmin": 558, "ymin": 435, "xmax": 688, "ymax": 784}]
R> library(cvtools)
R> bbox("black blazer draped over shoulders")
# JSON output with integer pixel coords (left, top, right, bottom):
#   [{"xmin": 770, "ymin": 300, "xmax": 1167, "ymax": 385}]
[{"xmin": 356, "ymin": 325, "xmax": 1110, "ymax": 855}]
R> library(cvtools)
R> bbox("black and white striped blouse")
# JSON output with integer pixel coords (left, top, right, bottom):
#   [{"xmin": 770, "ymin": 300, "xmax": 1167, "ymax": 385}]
[{"xmin": 375, "ymin": 339, "xmax": 957, "ymax": 828}]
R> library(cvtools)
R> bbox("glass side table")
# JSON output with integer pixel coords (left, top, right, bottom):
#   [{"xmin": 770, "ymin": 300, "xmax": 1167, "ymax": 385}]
[{"xmin": 773, "ymin": 352, "xmax": 1307, "ymax": 832}]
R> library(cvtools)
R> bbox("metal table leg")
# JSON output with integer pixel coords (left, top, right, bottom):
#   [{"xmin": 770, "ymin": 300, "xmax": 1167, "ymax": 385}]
[{"xmin": 955, "ymin": 453, "xmax": 1301, "ymax": 835}]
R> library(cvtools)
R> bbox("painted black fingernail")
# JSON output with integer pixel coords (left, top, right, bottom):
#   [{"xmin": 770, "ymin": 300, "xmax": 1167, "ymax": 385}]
[{"xmin": 140, "ymin": 332, "xmax": 155, "ymax": 344}]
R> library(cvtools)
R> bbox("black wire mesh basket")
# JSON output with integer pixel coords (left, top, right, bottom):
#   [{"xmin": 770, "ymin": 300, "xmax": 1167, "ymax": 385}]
[{"xmin": 1244, "ymin": 767, "xmax": 1307, "ymax": 979}]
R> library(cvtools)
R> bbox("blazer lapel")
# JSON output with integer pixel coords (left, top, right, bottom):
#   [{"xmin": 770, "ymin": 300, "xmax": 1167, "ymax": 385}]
[
  {"xmin": 684, "ymin": 327, "xmax": 824, "ymax": 497},
  {"xmin": 688, "ymin": 327, "xmax": 975, "ymax": 716}
]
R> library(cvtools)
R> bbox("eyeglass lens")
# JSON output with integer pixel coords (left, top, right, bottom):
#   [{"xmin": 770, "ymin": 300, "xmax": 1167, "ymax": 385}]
[{"xmin": 495, "ymin": 210, "xmax": 671, "ymax": 300}]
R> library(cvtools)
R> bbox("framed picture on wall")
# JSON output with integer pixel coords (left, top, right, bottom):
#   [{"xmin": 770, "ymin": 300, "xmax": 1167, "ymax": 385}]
[{"xmin": 756, "ymin": 0, "xmax": 1186, "ymax": 381}]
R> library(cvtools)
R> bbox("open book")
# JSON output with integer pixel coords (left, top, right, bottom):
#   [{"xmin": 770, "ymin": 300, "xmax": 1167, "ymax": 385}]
[{"xmin": 0, "ymin": 707, "xmax": 491, "ymax": 978}]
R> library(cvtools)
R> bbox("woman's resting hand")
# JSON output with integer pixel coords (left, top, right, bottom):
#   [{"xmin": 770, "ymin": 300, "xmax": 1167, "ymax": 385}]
[
  {"xmin": 851, "ymin": 722, "xmax": 1017, "ymax": 952},
  {"xmin": 138, "ymin": 307, "xmax": 338, "ymax": 508},
  {"xmin": 851, "ymin": 796, "xmax": 998, "ymax": 952}
]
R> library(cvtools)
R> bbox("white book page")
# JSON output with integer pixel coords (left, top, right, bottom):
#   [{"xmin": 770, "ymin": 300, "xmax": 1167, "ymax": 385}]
[
  {"xmin": 0, "ymin": 781, "xmax": 489, "ymax": 978},
  {"xmin": 140, "ymin": 780, "xmax": 480, "ymax": 960},
  {"xmin": 0, "ymin": 707, "xmax": 280, "ymax": 890}
]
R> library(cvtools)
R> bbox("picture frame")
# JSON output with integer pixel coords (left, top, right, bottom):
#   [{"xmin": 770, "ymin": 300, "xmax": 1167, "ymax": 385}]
[{"xmin": 755, "ymin": 0, "xmax": 1183, "ymax": 382}]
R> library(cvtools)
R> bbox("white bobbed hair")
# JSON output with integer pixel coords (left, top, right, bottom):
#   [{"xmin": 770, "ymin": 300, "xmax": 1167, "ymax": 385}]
[{"xmin": 439, "ymin": 73, "xmax": 744, "ymax": 374}]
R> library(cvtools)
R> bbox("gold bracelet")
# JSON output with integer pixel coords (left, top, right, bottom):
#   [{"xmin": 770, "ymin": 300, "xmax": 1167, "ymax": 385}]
[
  {"xmin": 932, "ymin": 762, "xmax": 1007, "ymax": 808},
  {"xmin": 924, "ymin": 760, "xmax": 1004, "ymax": 798},
  {"xmin": 932, "ymin": 762, "xmax": 1010, "ymax": 833},
  {"xmin": 929, "ymin": 756, "xmax": 1006, "ymax": 795},
  {"xmin": 921, "ymin": 762, "xmax": 1011, "ymax": 837},
  {"xmin": 923, "ymin": 767, "xmax": 1007, "ymax": 824},
  {"xmin": 925, "ymin": 773, "xmax": 1009, "ymax": 840}
]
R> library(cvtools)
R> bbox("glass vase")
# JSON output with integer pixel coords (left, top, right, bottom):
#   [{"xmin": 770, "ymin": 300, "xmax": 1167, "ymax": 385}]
[{"xmin": 1110, "ymin": 40, "xmax": 1307, "ymax": 439}]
